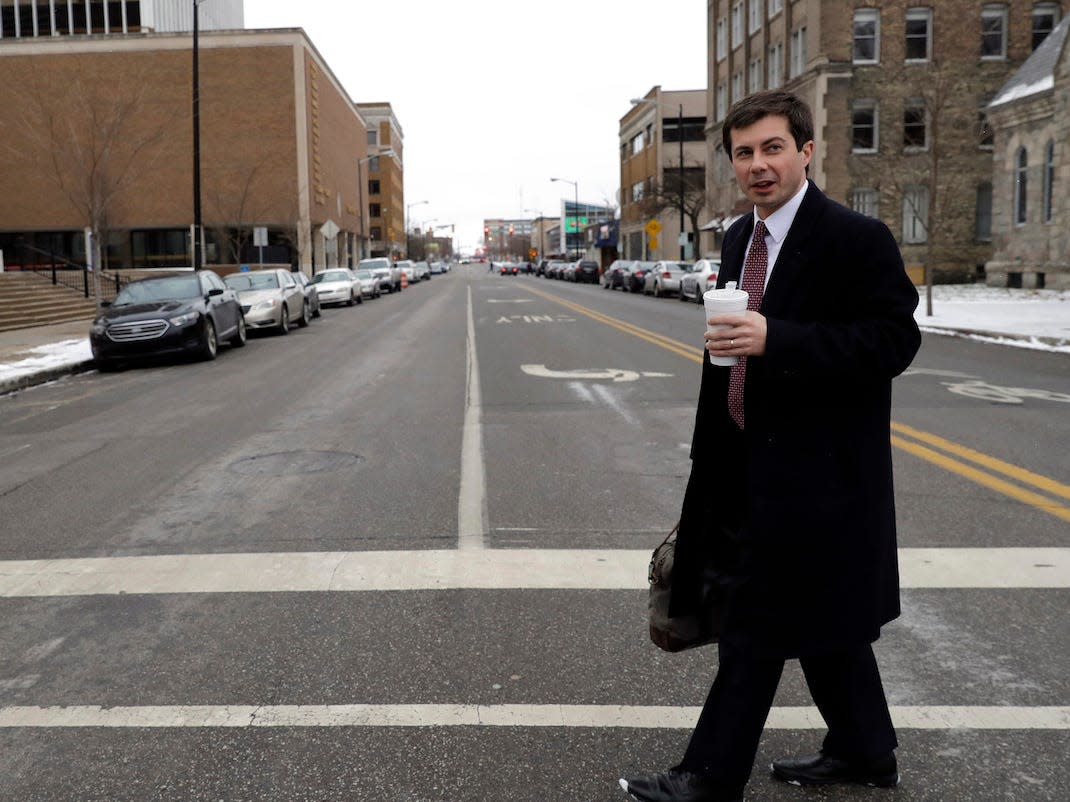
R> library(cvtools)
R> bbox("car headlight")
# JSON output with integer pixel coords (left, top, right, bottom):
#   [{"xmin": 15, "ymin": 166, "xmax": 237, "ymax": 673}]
[
  {"xmin": 90, "ymin": 319, "xmax": 108, "ymax": 335},
  {"xmin": 254, "ymin": 299, "xmax": 279, "ymax": 310},
  {"xmin": 169, "ymin": 312, "xmax": 199, "ymax": 326}
]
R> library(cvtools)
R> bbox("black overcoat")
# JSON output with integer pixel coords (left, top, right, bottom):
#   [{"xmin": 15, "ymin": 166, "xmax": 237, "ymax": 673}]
[{"xmin": 671, "ymin": 182, "xmax": 921, "ymax": 659}]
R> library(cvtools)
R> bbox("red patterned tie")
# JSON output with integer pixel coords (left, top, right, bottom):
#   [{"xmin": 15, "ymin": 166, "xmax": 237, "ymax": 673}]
[{"xmin": 727, "ymin": 220, "xmax": 768, "ymax": 429}]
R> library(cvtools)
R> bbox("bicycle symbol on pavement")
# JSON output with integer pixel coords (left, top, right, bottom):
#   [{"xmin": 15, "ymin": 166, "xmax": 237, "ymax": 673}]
[{"xmin": 902, "ymin": 369, "xmax": 1070, "ymax": 405}]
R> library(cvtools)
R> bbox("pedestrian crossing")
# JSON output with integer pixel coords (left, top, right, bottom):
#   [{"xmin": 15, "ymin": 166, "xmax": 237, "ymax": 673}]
[{"xmin": 1, "ymin": 547, "xmax": 1067, "ymax": 597}]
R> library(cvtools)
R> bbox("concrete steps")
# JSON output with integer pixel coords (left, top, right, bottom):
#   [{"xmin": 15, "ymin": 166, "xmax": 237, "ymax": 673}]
[{"xmin": 0, "ymin": 272, "xmax": 98, "ymax": 333}]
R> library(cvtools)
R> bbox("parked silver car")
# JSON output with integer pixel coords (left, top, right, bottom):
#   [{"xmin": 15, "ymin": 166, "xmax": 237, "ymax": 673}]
[
  {"xmin": 357, "ymin": 257, "xmax": 401, "ymax": 293},
  {"xmin": 223, "ymin": 269, "xmax": 308, "ymax": 333},
  {"xmin": 643, "ymin": 260, "xmax": 693, "ymax": 297},
  {"xmin": 680, "ymin": 259, "xmax": 722, "ymax": 303},
  {"xmin": 309, "ymin": 268, "xmax": 362, "ymax": 306},
  {"xmin": 291, "ymin": 270, "xmax": 322, "ymax": 317},
  {"xmin": 352, "ymin": 268, "xmax": 383, "ymax": 299}
]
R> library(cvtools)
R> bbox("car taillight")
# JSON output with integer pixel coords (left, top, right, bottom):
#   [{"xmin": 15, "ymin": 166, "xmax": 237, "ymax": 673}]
[{"xmin": 662, "ymin": 271, "xmax": 671, "ymax": 278}]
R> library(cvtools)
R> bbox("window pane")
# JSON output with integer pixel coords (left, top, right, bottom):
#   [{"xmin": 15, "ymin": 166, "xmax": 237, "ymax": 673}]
[
  {"xmin": 852, "ymin": 105, "xmax": 877, "ymax": 151},
  {"xmin": 905, "ymin": 12, "xmax": 930, "ymax": 60},
  {"xmin": 981, "ymin": 9, "xmax": 1006, "ymax": 58},
  {"xmin": 904, "ymin": 105, "xmax": 926, "ymax": 148},
  {"xmin": 975, "ymin": 183, "xmax": 993, "ymax": 240}
]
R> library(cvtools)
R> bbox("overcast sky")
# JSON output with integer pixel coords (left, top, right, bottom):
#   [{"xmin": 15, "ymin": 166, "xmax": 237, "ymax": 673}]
[{"xmin": 243, "ymin": 1, "xmax": 707, "ymax": 253}]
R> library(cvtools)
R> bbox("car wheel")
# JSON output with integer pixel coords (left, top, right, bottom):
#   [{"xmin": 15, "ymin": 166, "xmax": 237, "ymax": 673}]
[
  {"xmin": 199, "ymin": 317, "xmax": 218, "ymax": 360},
  {"xmin": 230, "ymin": 315, "xmax": 247, "ymax": 347},
  {"xmin": 356, "ymin": 292, "xmax": 364, "ymax": 304},
  {"xmin": 278, "ymin": 306, "xmax": 290, "ymax": 335},
  {"xmin": 679, "ymin": 289, "xmax": 688, "ymax": 302},
  {"xmin": 298, "ymin": 300, "xmax": 311, "ymax": 327},
  {"xmin": 312, "ymin": 301, "xmax": 322, "ymax": 318},
  {"xmin": 346, "ymin": 291, "xmax": 355, "ymax": 307}
]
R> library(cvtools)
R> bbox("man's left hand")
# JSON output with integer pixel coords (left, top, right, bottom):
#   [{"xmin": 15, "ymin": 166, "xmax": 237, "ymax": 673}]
[{"xmin": 705, "ymin": 311, "xmax": 767, "ymax": 358}]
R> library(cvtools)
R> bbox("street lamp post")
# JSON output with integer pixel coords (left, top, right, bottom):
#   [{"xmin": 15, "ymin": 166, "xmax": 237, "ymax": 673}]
[
  {"xmin": 192, "ymin": 0, "xmax": 205, "ymax": 271},
  {"xmin": 405, "ymin": 200, "xmax": 428, "ymax": 258},
  {"xmin": 550, "ymin": 177, "xmax": 579, "ymax": 259},
  {"xmin": 630, "ymin": 97, "xmax": 687, "ymax": 260},
  {"xmin": 356, "ymin": 148, "xmax": 394, "ymax": 263}
]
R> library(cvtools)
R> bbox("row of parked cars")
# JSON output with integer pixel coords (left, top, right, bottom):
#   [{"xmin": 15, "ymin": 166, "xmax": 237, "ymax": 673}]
[
  {"xmin": 88, "ymin": 258, "xmax": 446, "ymax": 371},
  {"xmin": 534, "ymin": 257, "xmax": 722, "ymax": 302}
]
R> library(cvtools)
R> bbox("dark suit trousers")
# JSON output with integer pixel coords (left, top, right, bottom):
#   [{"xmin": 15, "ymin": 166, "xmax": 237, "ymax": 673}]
[{"xmin": 680, "ymin": 639, "xmax": 898, "ymax": 794}]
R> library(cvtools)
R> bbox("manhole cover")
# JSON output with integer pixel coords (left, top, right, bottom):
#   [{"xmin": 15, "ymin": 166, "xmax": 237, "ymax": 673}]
[{"xmin": 228, "ymin": 450, "xmax": 365, "ymax": 476}]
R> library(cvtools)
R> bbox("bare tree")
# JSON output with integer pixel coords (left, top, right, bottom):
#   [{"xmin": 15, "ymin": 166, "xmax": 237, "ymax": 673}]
[
  {"xmin": 206, "ymin": 164, "xmax": 272, "ymax": 265},
  {"xmin": 3, "ymin": 76, "xmax": 171, "ymax": 308},
  {"xmin": 640, "ymin": 165, "xmax": 709, "ymax": 258},
  {"xmin": 850, "ymin": 59, "xmax": 983, "ymax": 316}
]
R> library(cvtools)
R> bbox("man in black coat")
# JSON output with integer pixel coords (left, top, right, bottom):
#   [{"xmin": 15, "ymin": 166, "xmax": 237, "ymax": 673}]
[{"xmin": 621, "ymin": 91, "xmax": 921, "ymax": 802}]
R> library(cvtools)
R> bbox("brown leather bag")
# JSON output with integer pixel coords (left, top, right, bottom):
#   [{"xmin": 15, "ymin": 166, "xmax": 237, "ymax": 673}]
[{"xmin": 648, "ymin": 523, "xmax": 723, "ymax": 652}]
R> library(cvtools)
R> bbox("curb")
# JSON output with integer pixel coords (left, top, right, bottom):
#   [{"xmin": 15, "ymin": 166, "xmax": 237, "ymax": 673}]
[
  {"xmin": 918, "ymin": 325, "xmax": 1069, "ymax": 350},
  {"xmin": 0, "ymin": 359, "xmax": 97, "ymax": 396}
]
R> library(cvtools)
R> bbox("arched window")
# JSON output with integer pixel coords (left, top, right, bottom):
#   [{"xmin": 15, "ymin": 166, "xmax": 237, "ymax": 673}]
[
  {"xmin": 1042, "ymin": 140, "xmax": 1054, "ymax": 223},
  {"xmin": 1014, "ymin": 147, "xmax": 1028, "ymax": 225}
]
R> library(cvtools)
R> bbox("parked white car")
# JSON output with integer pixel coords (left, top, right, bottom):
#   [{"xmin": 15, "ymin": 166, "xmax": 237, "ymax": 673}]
[
  {"xmin": 680, "ymin": 259, "xmax": 722, "ymax": 303},
  {"xmin": 643, "ymin": 260, "xmax": 693, "ymax": 297},
  {"xmin": 352, "ymin": 268, "xmax": 383, "ymax": 299},
  {"xmin": 309, "ymin": 268, "xmax": 362, "ymax": 306}
]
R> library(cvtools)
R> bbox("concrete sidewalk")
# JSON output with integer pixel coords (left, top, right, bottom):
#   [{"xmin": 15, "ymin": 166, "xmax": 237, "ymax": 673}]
[{"xmin": 0, "ymin": 318, "xmax": 96, "ymax": 395}]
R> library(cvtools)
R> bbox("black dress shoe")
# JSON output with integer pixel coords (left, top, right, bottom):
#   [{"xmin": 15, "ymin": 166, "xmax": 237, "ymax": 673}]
[
  {"xmin": 618, "ymin": 769, "xmax": 741, "ymax": 802},
  {"xmin": 771, "ymin": 752, "xmax": 899, "ymax": 788}
]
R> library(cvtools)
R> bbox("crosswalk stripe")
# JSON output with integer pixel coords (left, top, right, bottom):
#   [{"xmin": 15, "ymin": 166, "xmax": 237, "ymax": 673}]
[
  {"xmin": 1, "ymin": 704, "xmax": 1067, "ymax": 730},
  {"xmin": 0, "ymin": 548, "xmax": 1067, "ymax": 597}
]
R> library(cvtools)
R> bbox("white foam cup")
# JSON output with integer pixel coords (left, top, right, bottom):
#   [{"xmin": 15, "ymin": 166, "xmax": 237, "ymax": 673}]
[{"xmin": 703, "ymin": 286, "xmax": 748, "ymax": 366}]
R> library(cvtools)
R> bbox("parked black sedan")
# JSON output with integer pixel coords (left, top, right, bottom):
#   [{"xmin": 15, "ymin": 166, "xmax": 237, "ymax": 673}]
[{"xmin": 90, "ymin": 271, "xmax": 246, "ymax": 370}]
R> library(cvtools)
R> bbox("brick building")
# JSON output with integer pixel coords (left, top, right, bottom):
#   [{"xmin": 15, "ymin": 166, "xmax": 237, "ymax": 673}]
[
  {"xmin": 619, "ymin": 86, "xmax": 709, "ymax": 261},
  {"xmin": 985, "ymin": 14, "xmax": 1069, "ymax": 288},
  {"xmin": 706, "ymin": 0, "xmax": 1067, "ymax": 282},
  {"xmin": 356, "ymin": 103, "xmax": 405, "ymax": 259},
  {"xmin": 0, "ymin": 27, "xmax": 403, "ymax": 273}
]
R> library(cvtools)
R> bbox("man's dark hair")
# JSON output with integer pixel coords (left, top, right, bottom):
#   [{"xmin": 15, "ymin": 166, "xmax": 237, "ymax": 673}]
[{"xmin": 721, "ymin": 90, "xmax": 814, "ymax": 157}]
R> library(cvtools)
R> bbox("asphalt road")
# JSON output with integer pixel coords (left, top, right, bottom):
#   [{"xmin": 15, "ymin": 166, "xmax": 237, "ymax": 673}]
[{"xmin": 0, "ymin": 266, "xmax": 1067, "ymax": 801}]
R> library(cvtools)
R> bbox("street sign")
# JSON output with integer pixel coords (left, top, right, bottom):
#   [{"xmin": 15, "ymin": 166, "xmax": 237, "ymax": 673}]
[
  {"xmin": 644, "ymin": 219, "xmax": 662, "ymax": 236},
  {"xmin": 648, "ymin": 236, "xmax": 659, "ymax": 250},
  {"xmin": 321, "ymin": 219, "xmax": 340, "ymax": 240},
  {"xmin": 253, "ymin": 226, "xmax": 268, "ymax": 247}
]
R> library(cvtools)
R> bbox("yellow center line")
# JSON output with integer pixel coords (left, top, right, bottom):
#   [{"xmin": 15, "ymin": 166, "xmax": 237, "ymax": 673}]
[
  {"xmin": 518, "ymin": 284, "xmax": 1070, "ymax": 522},
  {"xmin": 891, "ymin": 436, "xmax": 1070, "ymax": 523},
  {"xmin": 891, "ymin": 422, "xmax": 1070, "ymax": 502}
]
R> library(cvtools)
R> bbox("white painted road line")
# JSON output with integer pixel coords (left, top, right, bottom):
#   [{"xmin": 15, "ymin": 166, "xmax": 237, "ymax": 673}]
[
  {"xmin": 0, "ymin": 548, "xmax": 1067, "ymax": 597},
  {"xmin": 457, "ymin": 285, "xmax": 486, "ymax": 550},
  {"xmin": 0, "ymin": 704, "xmax": 1067, "ymax": 730}
]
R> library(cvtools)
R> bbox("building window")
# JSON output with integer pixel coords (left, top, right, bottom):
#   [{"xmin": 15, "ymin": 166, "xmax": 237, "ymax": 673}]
[
  {"xmin": 852, "ymin": 101, "xmax": 879, "ymax": 152},
  {"xmin": 717, "ymin": 17, "xmax": 728, "ymax": 60},
  {"xmin": 768, "ymin": 42, "xmax": 784, "ymax": 88},
  {"xmin": 370, "ymin": 227, "xmax": 382, "ymax": 241},
  {"xmin": 716, "ymin": 84, "xmax": 728, "ymax": 120},
  {"xmin": 904, "ymin": 100, "xmax": 928, "ymax": 150},
  {"xmin": 632, "ymin": 181, "xmax": 645, "ymax": 203},
  {"xmin": 749, "ymin": 0, "xmax": 762, "ymax": 33},
  {"xmin": 1014, "ymin": 147, "xmax": 1028, "ymax": 225},
  {"xmin": 976, "ymin": 183, "xmax": 993, "ymax": 240},
  {"xmin": 905, "ymin": 8, "xmax": 932, "ymax": 62},
  {"xmin": 903, "ymin": 185, "xmax": 929, "ymax": 243},
  {"xmin": 732, "ymin": 70, "xmax": 744, "ymax": 102},
  {"xmin": 1043, "ymin": 139, "xmax": 1054, "ymax": 223},
  {"xmin": 369, "ymin": 203, "xmax": 382, "ymax": 218},
  {"xmin": 731, "ymin": 2, "xmax": 744, "ymax": 48},
  {"xmin": 368, "ymin": 156, "xmax": 380, "ymax": 172},
  {"xmin": 853, "ymin": 9, "xmax": 880, "ymax": 63},
  {"xmin": 767, "ymin": 0, "xmax": 783, "ymax": 16},
  {"xmin": 852, "ymin": 188, "xmax": 879, "ymax": 218},
  {"xmin": 368, "ymin": 179, "xmax": 381, "ymax": 195},
  {"xmin": 749, "ymin": 57, "xmax": 763, "ymax": 93},
  {"xmin": 632, "ymin": 131, "xmax": 645, "ymax": 155},
  {"xmin": 367, "ymin": 130, "xmax": 378, "ymax": 146},
  {"xmin": 1033, "ymin": 3, "xmax": 1061, "ymax": 50},
  {"xmin": 981, "ymin": 5, "xmax": 1008, "ymax": 60},
  {"xmin": 790, "ymin": 27, "xmax": 807, "ymax": 77}
]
